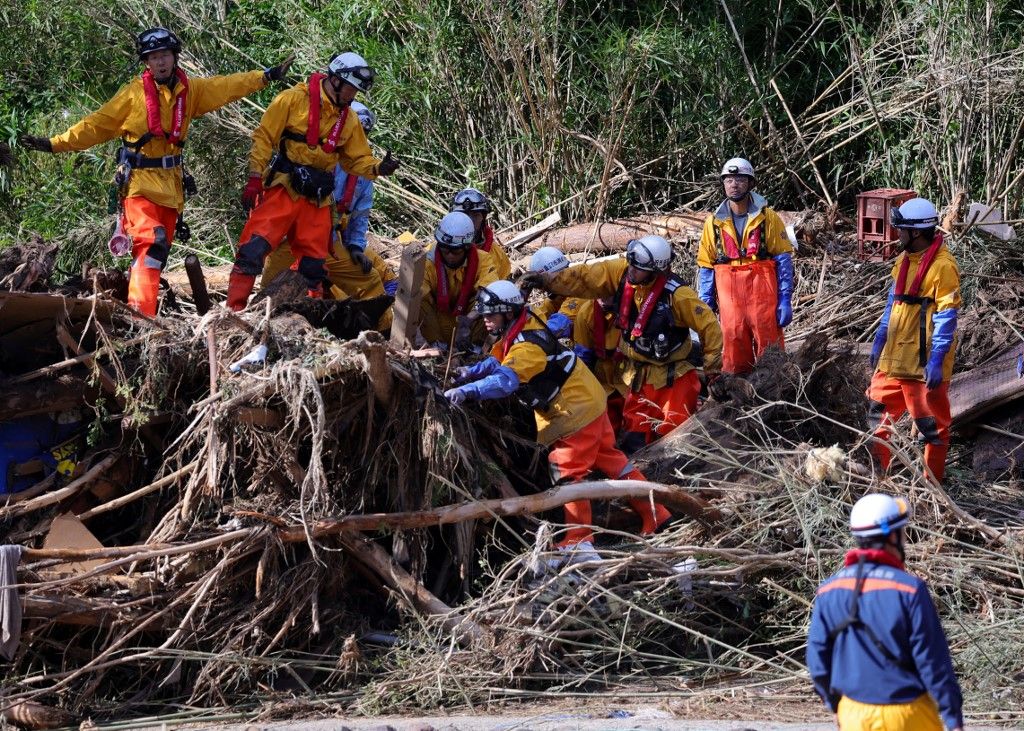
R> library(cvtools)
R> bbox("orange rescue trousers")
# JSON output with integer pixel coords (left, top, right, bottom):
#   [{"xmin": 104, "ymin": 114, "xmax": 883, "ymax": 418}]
[
  {"xmin": 867, "ymin": 371, "xmax": 952, "ymax": 482},
  {"xmin": 122, "ymin": 196, "xmax": 178, "ymax": 317},
  {"xmin": 714, "ymin": 259, "xmax": 784, "ymax": 374},
  {"xmin": 227, "ymin": 186, "xmax": 333, "ymax": 311},
  {"xmin": 548, "ymin": 413, "xmax": 671, "ymax": 546},
  {"xmin": 622, "ymin": 369, "xmax": 701, "ymax": 443}
]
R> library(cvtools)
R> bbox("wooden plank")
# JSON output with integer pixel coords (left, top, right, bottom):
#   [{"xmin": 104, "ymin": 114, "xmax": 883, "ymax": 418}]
[
  {"xmin": 950, "ymin": 344, "xmax": 1024, "ymax": 425},
  {"xmin": 389, "ymin": 242, "xmax": 426, "ymax": 351},
  {"xmin": 504, "ymin": 211, "xmax": 561, "ymax": 250}
]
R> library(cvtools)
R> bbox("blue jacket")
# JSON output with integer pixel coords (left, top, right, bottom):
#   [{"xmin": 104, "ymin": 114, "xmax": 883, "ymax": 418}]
[
  {"xmin": 807, "ymin": 551, "xmax": 963, "ymax": 730},
  {"xmin": 333, "ymin": 167, "xmax": 374, "ymax": 252}
]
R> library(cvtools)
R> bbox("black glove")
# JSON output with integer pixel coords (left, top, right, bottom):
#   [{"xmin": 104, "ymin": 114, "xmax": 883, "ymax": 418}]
[
  {"xmin": 264, "ymin": 52, "xmax": 295, "ymax": 83},
  {"xmin": 19, "ymin": 135, "xmax": 52, "ymax": 153},
  {"xmin": 377, "ymin": 149, "xmax": 400, "ymax": 176},
  {"xmin": 347, "ymin": 246, "xmax": 372, "ymax": 274},
  {"xmin": 519, "ymin": 271, "xmax": 548, "ymax": 292}
]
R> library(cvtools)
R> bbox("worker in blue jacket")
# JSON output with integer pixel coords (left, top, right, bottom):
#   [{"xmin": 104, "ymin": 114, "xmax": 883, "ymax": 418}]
[{"xmin": 807, "ymin": 494, "xmax": 963, "ymax": 731}]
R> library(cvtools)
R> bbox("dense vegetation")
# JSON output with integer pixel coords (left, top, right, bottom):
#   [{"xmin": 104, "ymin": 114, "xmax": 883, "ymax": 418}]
[{"xmin": 2, "ymin": 0, "xmax": 1023, "ymax": 270}]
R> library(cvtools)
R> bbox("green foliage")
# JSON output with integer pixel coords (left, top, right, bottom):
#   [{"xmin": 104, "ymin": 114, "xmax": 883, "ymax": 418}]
[{"xmin": 2, "ymin": 0, "xmax": 1024, "ymax": 265}]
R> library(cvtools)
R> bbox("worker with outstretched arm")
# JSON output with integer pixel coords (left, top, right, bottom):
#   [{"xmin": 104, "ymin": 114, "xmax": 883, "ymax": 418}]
[
  {"xmin": 226, "ymin": 52, "xmax": 400, "ymax": 310},
  {"xmin": 521, "ymin": 235, "xmax": 723, "ymax": 455},
  {"xmin": 20, "ymin": 27, "xmax": 293, "ymax": 316},
  {"xmin": 443, "ymin": 280, "xmax": 671, "ymax": 560}
]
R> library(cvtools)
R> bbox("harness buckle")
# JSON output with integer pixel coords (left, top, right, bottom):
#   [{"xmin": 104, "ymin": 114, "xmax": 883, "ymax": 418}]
[{"xmin": 160, "ymin": 155, "xmax": 180, "ymax": 169}]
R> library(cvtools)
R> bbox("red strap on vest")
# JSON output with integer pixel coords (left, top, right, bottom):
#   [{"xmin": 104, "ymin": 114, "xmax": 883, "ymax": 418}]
[
  {"xmin": 306, "ymin": 73, "xmax": 349, "ymax": 153},
  {"xmin": 895, "ymin": 233, "xmax": 944, "ymax": 298},
  {"xmin": 618, "ymin": 274, "xmax": 668, "ymax": 338},
  {"xmin": 480, "ymin": 225, "xmax": 494, "ymax": 252},
  {"xmin": 495, "ymin": 309, "xmax": 529, "ymax": 361},
  {"xmin": 435, "ymin": 247, "xmax": 480, "ymax": 317},
  {"xmin": 338, "ymin": 172, "xmax": 359, "ymax": 213},
  {"xmin": 719, "ymin": 223, "xmax": 761, "ymax": 260},
  {"xmin": 141, "ymin": 68, "xmax": 188, "ymax": 145}
]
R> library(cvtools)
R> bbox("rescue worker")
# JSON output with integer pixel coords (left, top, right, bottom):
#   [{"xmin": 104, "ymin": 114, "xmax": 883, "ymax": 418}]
[
  {"xmin": 226, "ymin": 52, "xmax": 400, "ymax": 311},
  {"xmin": 20, "ymin": 27, "xmax": 293, "ymax": 317},
  {"xmin": 527, "ymin": 246, "xmax": 584, "ymax": 338},
  {"xmin": 521, "ymin": 235, "xmax": 723, "ymax": 454},
  {"xmin": 867, "ymin": 197, "xmax": 959, "ymax": 483},
  {"xmin": 443, "ymin": 281, "xmax": 671, "ymax": 553},
  {"xmin": 807, "ymin": 493, "xmax": 963, "ymax": 731},
  {"xmin": 451, "ymin": 188, "xmax": 511, "ymax": 279},
  {"xmin": 696, "ymin": 157, "xmax": 795, "ymax": 375},
  {"xmin": 573, "ymin": 296, "xmax": 627, "ymax": 433},
  {"xmin": 419, "ymin": 212, "xmax": 499, "ymax": 350},
  {"xmin": 260, "ymin": 101, "xmax": 398, "ymax": 324}
]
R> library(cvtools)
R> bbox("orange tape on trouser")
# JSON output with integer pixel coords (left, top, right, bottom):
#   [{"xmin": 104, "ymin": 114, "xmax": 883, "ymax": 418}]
[
  {"xmin": 548, "ymin": 413, "xmax": 671, "ymax": 546},
  {"xmin": 622, "ymin": 369, "xmax": 701, "ymax": 442},
  {"xmin": 867, "ymin": 371, "xmax": 952, "ymax": 482},
  {"xmin": 228, "ymin": 186, "xmax": 332, "ymax": 310},
  {"xmin": 122, "ymin": 196, "xmax": 177, "ymax": 317},
  {"xmin": 714, "ymin": 259, "xmax": 784, "ymax": 375},
  {"xmin": 836, "ymin": 693, "xmax": 943, "ymax": 731}
]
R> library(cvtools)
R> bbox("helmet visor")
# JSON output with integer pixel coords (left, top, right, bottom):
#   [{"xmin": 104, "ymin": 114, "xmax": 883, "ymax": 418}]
[
  {"xmin": 138, "ymin": 29, "xmax": 178, "ymax": 55},
  {"xmin": 334, "ymin": 65, "xmax": 376, "ymax": 89}
]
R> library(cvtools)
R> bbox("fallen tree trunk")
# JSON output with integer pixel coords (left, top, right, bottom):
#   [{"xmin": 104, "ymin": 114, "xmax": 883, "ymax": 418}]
[{"xmin": 950, "ymin": 344, "xmax": 1024, "ymax": 425}]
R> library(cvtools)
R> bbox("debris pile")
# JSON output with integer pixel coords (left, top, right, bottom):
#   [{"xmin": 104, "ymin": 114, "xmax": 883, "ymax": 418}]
[{"xmin": 0, "ymin": 215, "xmax": 1022, "ymax": 728}]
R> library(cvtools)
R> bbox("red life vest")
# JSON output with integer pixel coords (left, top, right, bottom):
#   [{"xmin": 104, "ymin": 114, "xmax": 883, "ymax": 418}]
[
  {"xmin": 141, "ymin": 68, "xmax": 189, "ymax": 146},
  {"xmin": 435, "ymin": 247, "xmax": 480, "ymax": 317},
  {"xmin": 617, "ymin": 274, "xmax": 668, "ymax": 338},
  {"xmin": 304, "ymin": 73, "xmax": 349, "ymax": 153},
  {"xmin": 480, "ymin": 225, "xmax": 494, "ymax": 253},
  {"xmin": 494, "ymin": 309, "xmax": 529, "ymax": 361},
  {"xmin": 714, "ymin": 218, "xmax": 768, "ymax": 262},
  {"xmin": 895, "ymin": 233, "xmax": 943, "ymax": 298}
]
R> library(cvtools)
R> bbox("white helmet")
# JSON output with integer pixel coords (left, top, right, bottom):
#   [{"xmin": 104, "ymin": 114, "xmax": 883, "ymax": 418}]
[
  {"xmin": 849, "ymin": 494, "xmax": 911, "ymax": 539},
  {"xmin": 327, "ymin": 51, "xmax": 375, "ymax": 93},
  {"xmin": 451, "ymin": 187, "xmax": 491, "ymax": 213},
  {"xmin": 625, "ymin": 235, "xmax": 673, "ymax": 272},
  {"xmin": 891, "ymin": 198, "xmax": 938, "ymax": 230},
  {"xmin": 434, "ymin": 212, "xmax": 476, "ymax": 248},
  {"xmin": 529, "ymin": 246, "xmax": 569, "ymax": 274},
  {"xmin": 476, "ymin": 280, "xmax": 525, "ymax": 315},
  {"xmin": 349, "ymin": 101, "xmax": 376, "ymax": 134},
  {"xmin": 721, "ymin": 157, "xmax": 755, "ymax": 179}
]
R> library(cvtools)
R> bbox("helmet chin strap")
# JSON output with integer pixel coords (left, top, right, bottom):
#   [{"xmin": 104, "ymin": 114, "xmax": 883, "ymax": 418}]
[{"xmin": 728, "ymin": 190, "xmax": 750, "ymax": 203}]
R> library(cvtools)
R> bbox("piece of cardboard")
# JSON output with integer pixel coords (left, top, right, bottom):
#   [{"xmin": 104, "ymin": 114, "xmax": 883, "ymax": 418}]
[{"xmin": 40, "ymin": 513, "xmax": 106, "ymax": 575}]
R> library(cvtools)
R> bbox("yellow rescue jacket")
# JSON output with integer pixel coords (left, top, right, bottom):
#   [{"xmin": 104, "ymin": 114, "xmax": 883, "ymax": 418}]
[
  {"xmin": 879, "ymin": 246, "xmax": 960, "ymax": 381},
  {"xmin": 572, "ymin": 298, "xmax": 627, "ymax": 397},
  {"xmin": 478, "ymin": 226, "xmax": 512, "ymax": 279},
  {"xmin": 250, "ymin": 79, "xmax": 381, "ymax": 207},
  {"xmin": 697, "ymin": 195, "xmax": 793, "ymax": 268},
  {"xmin": 419, "ymin": 246, "xmax": 499, "ymax": 345},
  {"xmin": 547, "ymin": 257, "xmax": 723, "ymax": 389},
  {"xmin": 496, "ymin": 317, "xmax": 607, "ymax": 445},
  {"xmin": 535, "ymin": 295, "xmax": 585, "ymax": 328},
  {"xmin": 50, "ymin": 70, "xmax": 267, "ymax": 211}
]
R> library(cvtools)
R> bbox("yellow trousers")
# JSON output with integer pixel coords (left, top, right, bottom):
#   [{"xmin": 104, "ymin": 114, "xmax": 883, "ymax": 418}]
[
  {"xmin": 837, "ymin": 694, "xmax": 943, "ymax": 731},
  {"xmin": 262, "ymin": 241, "xmax": 395, "ymax": 330}
]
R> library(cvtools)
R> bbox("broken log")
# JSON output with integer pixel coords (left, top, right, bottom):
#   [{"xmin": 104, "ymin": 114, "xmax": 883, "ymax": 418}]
[
  {"xmin": 184, "ymin": 255, "xmax": 212, "ymax": 315},
  {"xmin": 389, "ymin": 243, "xmax": 426, "ymax": 350},
  {"xmin": 950, "ymin": 345, "xmax": 1024, "ymax": 425},
  {"xmin": 0, "ymin": 376, "xmax": 94, "ymax": 421},
  {"xmin": 504, "ymin": 211, "xmax": 561, "ymax": 251}
]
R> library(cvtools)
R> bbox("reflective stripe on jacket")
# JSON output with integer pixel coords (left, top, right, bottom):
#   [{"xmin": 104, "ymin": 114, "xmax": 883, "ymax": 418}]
[{"xmin": 496, "ymin": 318, "xmax": 607, "ymax": 445}]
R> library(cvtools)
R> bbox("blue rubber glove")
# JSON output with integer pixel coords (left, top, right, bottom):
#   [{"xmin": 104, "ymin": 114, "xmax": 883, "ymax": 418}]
[
  {"xmin": 547, "ymin": 312, "xmax": 572, "ymax": 339},
  {"xmin": 383, "ymin": 279, "xmax": 398, "ymax": 297},
  {"xmin": 776, "ymin": 299, "xmax": 793, "ymax": 327},
  {"xmin": 869, "ymin": 328, "xmax": 887, "ymax": 369},
  {"xmin": 696, "ymin": 267, "xmax": 717, "ymax": 312},
  {"xmin": 573, "ymin": 344, "xmax": 597, "ymax": 370},
  {"xmin": 924, "ymin": 355, "xmax": 944, "ymax": 390},
  {"xmin": 444, "ymin": 386, "xmax": 468, "ymax": 405},
  {"xmin": 454, "ymin": 356, "xmax": 500, "ymax": 384},
  {"xmin": 773, "ymin": 253, "xmax": 795, "ymax": 327},
  {"xmin": 925, "ymin": 308, "xmax": 958, "ymax": 389}
]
